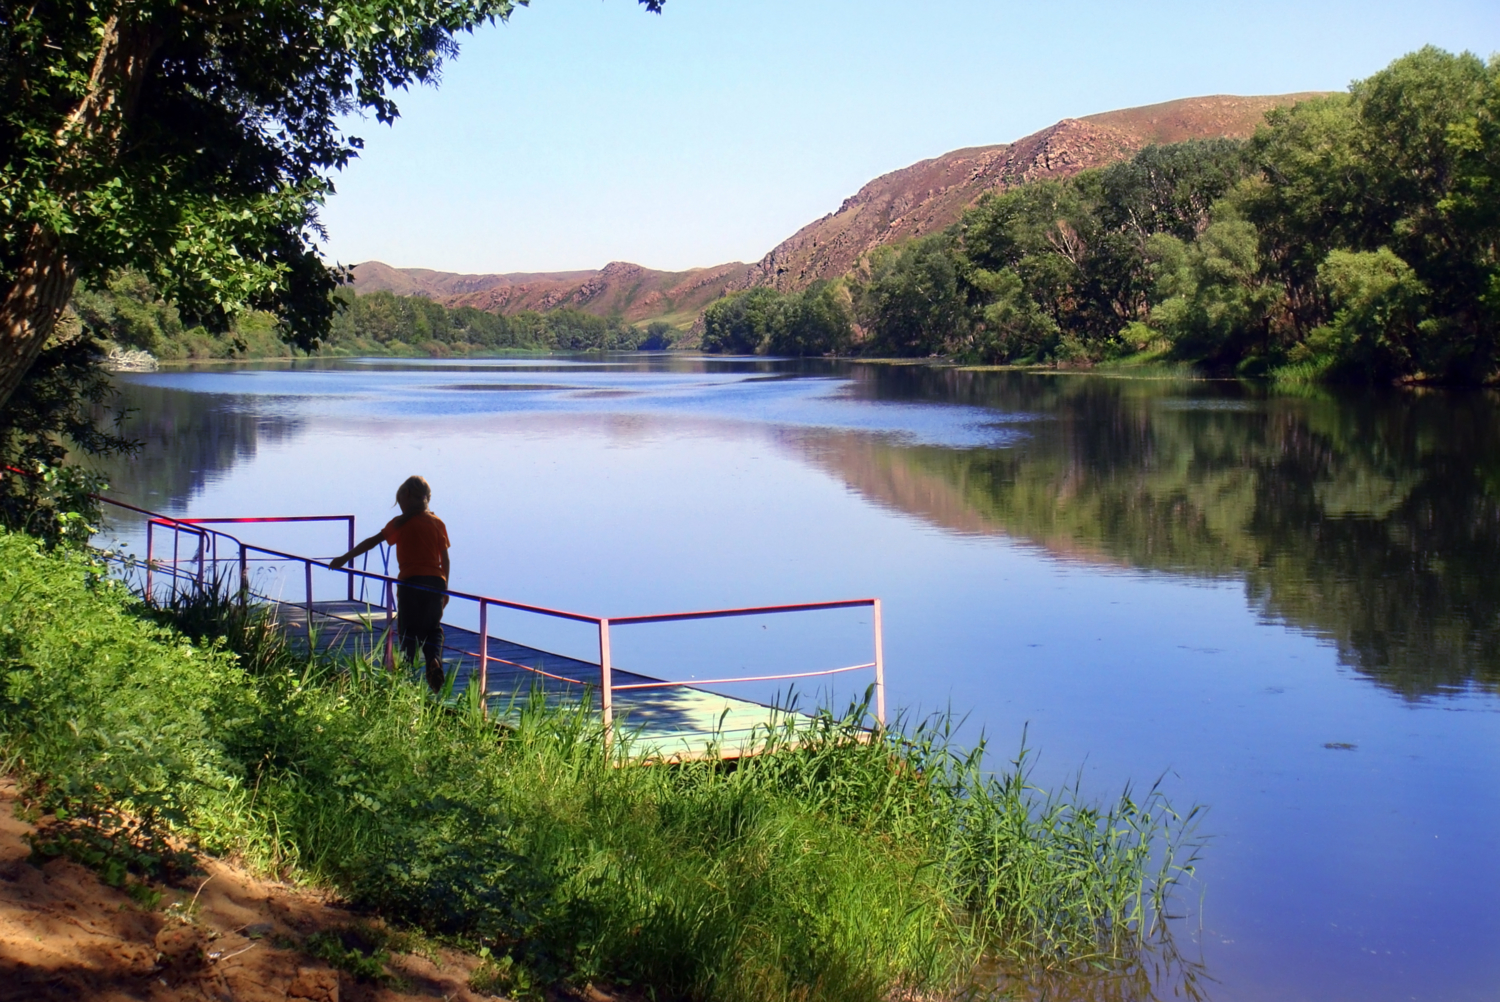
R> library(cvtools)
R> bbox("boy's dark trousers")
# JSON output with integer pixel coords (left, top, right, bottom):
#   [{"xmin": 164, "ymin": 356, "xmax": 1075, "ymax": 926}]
[{"xmin": 397, "ymin": 575, "xmax": 447, "ymax": 691}]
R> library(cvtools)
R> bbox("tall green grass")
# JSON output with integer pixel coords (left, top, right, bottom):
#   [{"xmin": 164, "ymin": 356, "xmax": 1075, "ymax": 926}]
[{"xmin": 0, "ymin": 530, "xmax": 1204, "ymax": 1000}]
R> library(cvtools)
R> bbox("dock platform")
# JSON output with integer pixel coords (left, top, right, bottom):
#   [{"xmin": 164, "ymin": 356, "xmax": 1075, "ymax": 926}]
[
  {"xmin": 116, "ymin": 500, "xmax": 885, "ymax": 763},
  {"xmin": 270, "ymin": 599, "xmax": 795, "ymax": 761}
]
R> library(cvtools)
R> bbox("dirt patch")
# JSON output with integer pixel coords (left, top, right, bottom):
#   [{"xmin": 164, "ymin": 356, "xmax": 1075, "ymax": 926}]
[{"xmin": 0, "ymin": 778, "xmax": 500, "ymax": 1002}]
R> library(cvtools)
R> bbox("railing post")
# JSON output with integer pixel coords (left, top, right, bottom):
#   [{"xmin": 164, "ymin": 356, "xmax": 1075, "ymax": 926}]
[
  {"xmin": 238, "ymin": 542, "xmax": 248, "ymax": 609},
  {"xmin": 478, "ymin": 600, "xmax": 489, "ymax": 713},
  {"xmin": 346, "ymin": 517, "xmax": 356, "ymax": 602},
  {"xmin": 599, "ymin": 618, "xmax": 614, "ymax": 754},
  {"xmin": 146, "ymin": 520, "xmax": 155, "ymax": 599},
  {"xmin": 385, "ymin": 578, "xmax": 396, "ymax": 671},
  {"xmin": 873, "ymin": 599, "xmax": 886, "ymax": 728},
  {"xmin": 171, "ymin": 529, "xmax": 181, "ymax": 600},
  {"xmin": 305, "ymin": 559, "xmax": 314, "ymax": 634},
  {"xmin": 195, "ymin": 530, "xmax": 206, "ymax": 591}
]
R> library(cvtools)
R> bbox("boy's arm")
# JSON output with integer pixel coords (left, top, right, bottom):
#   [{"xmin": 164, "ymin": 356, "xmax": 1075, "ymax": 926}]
[
  {"xmin": 329, "ymin": 532, "xmax": 386, "ymax": 570},
  {"xmin": 441, "ymin": 548, "xmax": 450, "ymax": 583}
]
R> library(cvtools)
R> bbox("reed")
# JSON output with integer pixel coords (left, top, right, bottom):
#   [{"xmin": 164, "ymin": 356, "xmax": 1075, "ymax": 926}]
[{"xmin": 0, "ymin": 530, "xmax": 1204, "ymax": 1001}]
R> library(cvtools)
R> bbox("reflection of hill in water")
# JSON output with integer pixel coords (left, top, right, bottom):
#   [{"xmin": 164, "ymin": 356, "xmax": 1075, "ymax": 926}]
[
  {"xmin": 89, "ymin": 381, "xmax": 302, "ymax": 515},
  {"xmin": 801, "ymin": 368, "xmax": 1500, "ymax": 699}
]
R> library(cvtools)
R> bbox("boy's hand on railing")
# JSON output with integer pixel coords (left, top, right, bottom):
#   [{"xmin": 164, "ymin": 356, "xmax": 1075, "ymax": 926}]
[{"xmin": 335, "ymin": 533, "xmax": 386, "ymax": 571}]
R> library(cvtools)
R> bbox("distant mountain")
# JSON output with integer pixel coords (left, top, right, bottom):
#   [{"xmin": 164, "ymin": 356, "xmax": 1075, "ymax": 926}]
[
  {"xmin": 349, "ymin": 261, "xmax": 599, "ymax": 298},
  {"xmin": 352, "ymin": 92, "xmax": 1324, "ymax": 320},
  {"xmin": 351, "ymin": 259, "xmax": 755, "ymax": 326}
]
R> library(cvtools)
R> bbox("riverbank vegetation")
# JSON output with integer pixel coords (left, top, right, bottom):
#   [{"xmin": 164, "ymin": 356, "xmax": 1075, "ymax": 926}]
[
  {"xmin": 73, "ymin": 272, "xmax": 295, "ymax": 362},
  {"xmin": 701, "ymin": 282, "xmax": 854, "ymax": 355},
  {"xmin": 692, "ymin": 48, "xmax": 1500, "ymax": 384},
  {"xmin": 325, "ymin": 288, "xmax": 676, "ymax": 355},
  {"xmin": 65, "ymin": 276, "xmax": 679, "ymax": 361},
  {"xmin": 837, "ymin": 47, "xmax": 1500, "ymax": 384},
  {"xmin": 0, "ymin": 530, "xmax": 1203, "ymax": 1000}
]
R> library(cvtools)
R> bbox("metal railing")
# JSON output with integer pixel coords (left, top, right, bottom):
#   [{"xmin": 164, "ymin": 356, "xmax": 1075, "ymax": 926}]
[
  {"xmin": 145, "ymin": 514, "xmax": 357, "ymax": 606},
  {"xmin": 104, "ymin": 494, "xmax": 886, "ymax": 749}
]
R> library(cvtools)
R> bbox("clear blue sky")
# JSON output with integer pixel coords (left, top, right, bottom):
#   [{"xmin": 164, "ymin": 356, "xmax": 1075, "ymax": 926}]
[{"xmin": 318, "ymin": 0, "xmax": 1500, "ymax": 275}]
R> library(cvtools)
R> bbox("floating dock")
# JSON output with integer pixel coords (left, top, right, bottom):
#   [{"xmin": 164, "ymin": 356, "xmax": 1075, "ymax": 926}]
[
  {"xmin": 268, "ymin": 599, "xmax": 803, "ymax": 761},
  {"xmin": 109, "ymin": 501, "xmax": 886, "ymax": 763}
]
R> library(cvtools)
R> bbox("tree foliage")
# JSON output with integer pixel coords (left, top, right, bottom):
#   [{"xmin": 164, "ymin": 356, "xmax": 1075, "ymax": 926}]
[
  {"xmin": 0, "ymin": 0, "xmax": 664, "ymax": 411},
  {"xmin": 702, "ymin": 283, "xmax": 853, "ymax": 356},
  {"xmin": 0, "ymin": 316, "xmax": 126, "ymax": 546},
  {"xmin": 847, "ymin": 48, "xmax": 1500, "ymax": 383},
  {"xmin": 73, "ymin": 271, "xmax": 288, "ymax": 360},
  {"xmin": 67, "ymin": 277, "xmax": 677, "ymax": 357},
  {"xmin": 853, "ymin": 237, "xmax": 968, "ymax": 358},
  {"xmin": 328, "ymin": 291, "xmax": 658, "ymax": 353},
  {"xmin": 0, "ymin": 0, "xmax": 667, "ymax": 542}
]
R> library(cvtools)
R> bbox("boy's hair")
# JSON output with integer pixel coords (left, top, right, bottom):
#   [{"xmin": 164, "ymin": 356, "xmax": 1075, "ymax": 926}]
[{"xmin": 396, "ymin": 475, "xmax": 432, "ymax": 506}]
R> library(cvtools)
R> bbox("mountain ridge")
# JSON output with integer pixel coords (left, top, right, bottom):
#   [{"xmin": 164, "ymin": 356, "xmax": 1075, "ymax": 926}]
[{"xmin": 352, "ymin": 92, "xmax": 1326, "ymax": 322}]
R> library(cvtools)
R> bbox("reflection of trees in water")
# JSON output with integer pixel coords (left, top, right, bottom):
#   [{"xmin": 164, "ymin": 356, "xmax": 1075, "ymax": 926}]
[
  {"xmin": 809, "ymin": 367, "xmax": 1500, "ymax": 698},
  {"xmin": 994, "ymin": 930, "xmax": 1211, "ymax": 1002},
  {"xmin": 88, "ymin": 381, "xmax": 302, "ymax": 515}
]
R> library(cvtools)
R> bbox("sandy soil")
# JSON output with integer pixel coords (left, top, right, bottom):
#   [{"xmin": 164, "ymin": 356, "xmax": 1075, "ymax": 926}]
[{"xmin": 0, "ymin": 778, "xmax": 506, "ymax": 1002}]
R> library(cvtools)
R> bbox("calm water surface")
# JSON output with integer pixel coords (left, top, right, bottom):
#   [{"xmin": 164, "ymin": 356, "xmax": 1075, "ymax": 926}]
[{"xmin": 94, "ymin": 357, "xmax": 1500, "ymax": 1001}]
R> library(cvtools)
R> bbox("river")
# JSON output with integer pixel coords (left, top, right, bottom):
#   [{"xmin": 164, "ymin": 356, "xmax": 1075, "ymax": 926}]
[{"xmin": 91, "ymin": 356, "xmax": 1500, "ymax": 1001}]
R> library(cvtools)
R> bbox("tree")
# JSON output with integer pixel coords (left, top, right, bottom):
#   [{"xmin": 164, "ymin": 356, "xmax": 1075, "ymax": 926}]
[
  {"xmin": 71, "ymin": 270, "xmax": 187, "ymax": 356},
  {"xmin": 765, "ymin": 282, "xmax": 853, "ymax": 356},
  {"xmin": 638, "ymin": 321, "xmax": 676, "ymax": 350},
  {"xmin": 1240, "ymin": 48, "xmax": 1500, "ymax": 380},
  {"xmin": 962, "ymin": 267, "xmax": 1059, "ymax": 363},
  {"xmin": 0, "ymin": 0, "xmax": 665, "ymax": 413},
  {"xmin": 955, "ymin": 144, "xmax": 1251, "ymax": 362},
  {"xmin": 854, "ymin": 236, "xmax": 970, "ymax": 357},
  {"xmin": 844, "ymin": 48, "xmax": 1496, "ymax": 380},
  {"xmin": 701, "ymin": 283, "xmax": 853, "ymax": 356},
  {"xmin": 701, "ymin": 287, "xmax": 784, "ymax": 354},
  {"xmin": 1286, "ymin": 248, "xmax": 1428, "ymax": 380},
  {"xmin": 1352, "ymin": 48, "xmax": 1498, "ymax": 380},
  {"xmin": 1147, "ymin": 214, "xmax": 1279, "ymax": 368}
]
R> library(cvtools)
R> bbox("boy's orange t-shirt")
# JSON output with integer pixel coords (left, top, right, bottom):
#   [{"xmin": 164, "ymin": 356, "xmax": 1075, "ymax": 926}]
[{"xmin": 382, "ymin": 511, "xmax": 450, "ymax": 581}]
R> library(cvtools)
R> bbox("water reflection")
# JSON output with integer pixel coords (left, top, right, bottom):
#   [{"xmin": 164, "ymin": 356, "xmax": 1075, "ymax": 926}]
[
  {"xmin": 803, "ymin": 367, "xmax": 1500, "ymax": 699},
  {"xmin": 90, "ymin": 358, "xmax": 1500, "ymax": 1000},
  {"xmin": 88, "ymin": 381, "xmax": 303, "ymax": 515},
  {"xmin": 100, "ymin": 361, "xmax": 1500, "ymax": 701}
]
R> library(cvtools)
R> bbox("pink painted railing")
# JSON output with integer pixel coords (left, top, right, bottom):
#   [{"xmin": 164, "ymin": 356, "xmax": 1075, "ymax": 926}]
[{"xmin": 109, "ymin": 494, "xmax": 886, "ymax": 745}]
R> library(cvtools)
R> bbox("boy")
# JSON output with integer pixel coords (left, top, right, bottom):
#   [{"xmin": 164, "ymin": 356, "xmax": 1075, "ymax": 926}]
[{"xmin": 331, "ymin": 476, "xmax": 451, "ymax": 692}]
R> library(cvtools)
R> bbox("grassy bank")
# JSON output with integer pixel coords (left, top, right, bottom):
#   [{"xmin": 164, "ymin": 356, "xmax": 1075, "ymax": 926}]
[{"xmin": 0, "ymin": 531, "xmax": 1203, "ymax": 1000}]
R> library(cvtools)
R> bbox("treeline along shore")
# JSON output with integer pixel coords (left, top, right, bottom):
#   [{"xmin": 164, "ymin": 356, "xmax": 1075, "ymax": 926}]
[
  {"xmin": 701, "ymin": 47, "xmax": 1500, "ymax": 384},
  {"xmin": 65, "ymin": 47, "xmax": 1500, "ymax": 384},
  {"xmin": 72, "ymin": 273, "xmax": 679, "ymax": 362}
]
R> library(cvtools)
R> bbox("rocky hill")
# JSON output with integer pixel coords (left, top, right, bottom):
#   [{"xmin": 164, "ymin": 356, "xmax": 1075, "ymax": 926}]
[
  {"xmin": 353, "ymin": 92, "xmax": 1323, "ymax": 317},
  {"xmin": 352, "ymin": 259, "xmax": 755, "ymax": 326},
  {"xmin": 751, "ymin": 94, "xmax": 1323, "ymax": 291}
]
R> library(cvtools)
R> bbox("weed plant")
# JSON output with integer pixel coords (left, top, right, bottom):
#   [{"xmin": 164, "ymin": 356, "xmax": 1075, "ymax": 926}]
[
  {"xmin": 305, "ymin": 924, "xmax": 400, "ymax": 984},
  {"xmin": 0, "ymin": 530, "xmax": 1204, "ymax": 1001}
]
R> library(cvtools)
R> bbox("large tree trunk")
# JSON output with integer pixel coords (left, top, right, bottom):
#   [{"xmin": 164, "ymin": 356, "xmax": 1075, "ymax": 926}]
[
  {"xmin": 0, "ymin": 229, "xmax": 78, "ymax": 412},
  {"xmin": 0, "ymin": 15, "xmax": 159, "ymax": 414}
]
